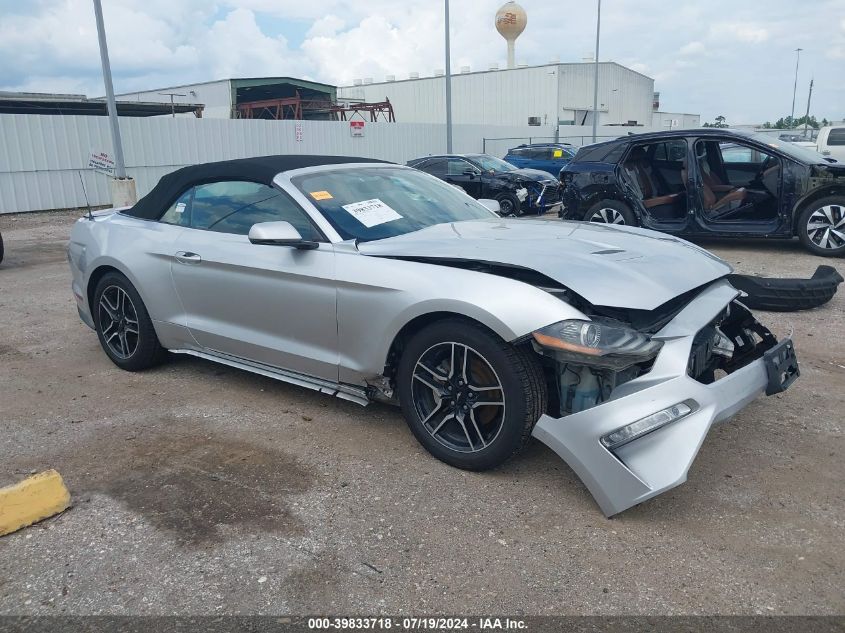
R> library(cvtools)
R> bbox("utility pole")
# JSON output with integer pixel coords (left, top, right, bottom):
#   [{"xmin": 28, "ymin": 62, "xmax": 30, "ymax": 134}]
[
  {"xmin": 444, "ymin": 0, "xmax": 453, "ymax": 153},
  {"xmin": 803, "ymin": 78, "xmax": 814, "ymax": 138},
  {"xmin": 92, "ymin": 0, "xmax": 136, "ymax": 206},
  {"xmin": 790, "ymin": 47, "xmax": 802, "ymax": 122},
  {"xmin": 591, "ymin": 0, "xmax": 601, "ymax": 143}
]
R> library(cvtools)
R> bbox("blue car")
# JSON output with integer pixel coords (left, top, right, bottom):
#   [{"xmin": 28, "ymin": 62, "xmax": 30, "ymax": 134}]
[{"xmin": 503, "ymin": 143, "xmax": 577, "ymax": 178}]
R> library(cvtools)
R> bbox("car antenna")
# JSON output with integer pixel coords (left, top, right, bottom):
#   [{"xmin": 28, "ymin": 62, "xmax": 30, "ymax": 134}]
[{"xmin": 78, "ymin": 171, "xmax": 93, "ymax": 220}]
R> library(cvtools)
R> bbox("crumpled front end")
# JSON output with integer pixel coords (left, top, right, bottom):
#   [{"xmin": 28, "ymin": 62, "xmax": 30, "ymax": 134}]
[{"xmin": 531, "ymin": 279, "xmax": 799, "ymax": 517}]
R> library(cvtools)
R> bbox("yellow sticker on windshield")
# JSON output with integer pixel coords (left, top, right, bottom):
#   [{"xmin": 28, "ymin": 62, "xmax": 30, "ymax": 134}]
[
  {"xmin": 310, "ymin": 191, "xmax": 333, "ymax": 200},
  {"xmin": 553, "ymin": 149, "xmax": 563, "ymax": 158}
]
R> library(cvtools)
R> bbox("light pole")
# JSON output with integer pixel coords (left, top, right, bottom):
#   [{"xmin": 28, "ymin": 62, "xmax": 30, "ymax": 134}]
[
  {"xmin": 790, "ymin": 47, "xmax": 802, "ymax": 122},
  {"xmin": 591, "ymin": 0, "xmax": 601, "ymax": 143},
  {"xmin": 92, "ymin": 0, "xmax": 136, "ymax": 206},
  {"xmin": 93, "ymin": 0, "xmax": 126, "ymax": 178},
  {"xmin": 445, "ymin": 0, "xmax": 453, "ymax": 153}
]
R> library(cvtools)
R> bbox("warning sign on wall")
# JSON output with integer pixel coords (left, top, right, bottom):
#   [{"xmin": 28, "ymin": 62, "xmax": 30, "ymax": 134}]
[
  {"xmin": 88, "ymin": 151, "xmax": 115, "ymax": 175},
  {"xmin": 350, "ymin": 120, "xmax": 365, "ymax": 137}
]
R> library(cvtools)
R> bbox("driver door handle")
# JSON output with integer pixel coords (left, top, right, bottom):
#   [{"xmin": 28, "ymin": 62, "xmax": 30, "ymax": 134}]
[{"xmin": 175, "ymin": 251, "xmax": 202, "ymax": 265}]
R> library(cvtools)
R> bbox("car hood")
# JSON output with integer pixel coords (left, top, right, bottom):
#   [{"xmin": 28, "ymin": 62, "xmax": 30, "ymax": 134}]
[
  {"xmin": 358, "ymin": 219, "xmax": 732, "ymax": 311},
  {"xmin": 506, "ymin": 168, "xmax": 555, "ymax": 182}
]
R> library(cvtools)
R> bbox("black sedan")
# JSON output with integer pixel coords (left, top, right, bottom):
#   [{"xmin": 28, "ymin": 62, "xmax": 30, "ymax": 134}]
[
  {"xmin": 407, "ymin": 153, "xmax": 560, "ymax": 216},
  {"xmin": 559, "ymin": 128, "xmax": 844, "ymax": 256}
]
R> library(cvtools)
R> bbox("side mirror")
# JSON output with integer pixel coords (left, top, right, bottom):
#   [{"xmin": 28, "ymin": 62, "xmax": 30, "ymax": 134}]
[
  {"xmin": 248, "ymin": 221, "xmax": 319, "ymax": 250},
  {"xmin": 478, "ymin": 199, "xmax": 502, "ymax": 214}
]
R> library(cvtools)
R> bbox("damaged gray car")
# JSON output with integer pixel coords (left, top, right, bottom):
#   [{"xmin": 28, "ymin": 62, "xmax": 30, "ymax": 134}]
[{"xmin": 67, "ymin": 155, "xmax": 800, "ymax": 516}]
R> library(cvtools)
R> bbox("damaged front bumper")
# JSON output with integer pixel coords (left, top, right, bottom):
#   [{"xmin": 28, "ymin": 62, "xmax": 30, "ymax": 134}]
[{"xmin": 531, "ymin": 279, "xmax": 799, "ymax": 517}]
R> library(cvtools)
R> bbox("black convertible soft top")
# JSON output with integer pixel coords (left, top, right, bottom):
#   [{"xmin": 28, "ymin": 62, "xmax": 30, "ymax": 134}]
[{"xmin": 123, "ymin": 154, "xmax": 390, "ymax": 220}]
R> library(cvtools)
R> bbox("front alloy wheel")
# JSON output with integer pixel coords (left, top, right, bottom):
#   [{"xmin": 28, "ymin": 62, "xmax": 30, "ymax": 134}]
[
  {"xmin": 798, "ymin": 197, "xmax": 845, "ymax": 257},
  {"xmin": 806, "ymin": 204, "xmax": 845, "ymax": 251},
  {"xmin": 496, "ymin": 194, "xmax": 521, "ymax": 217},
  {"xmin": 411, "ymin": 342, "xmax": 506, "ymax": 453},
  {"xmin": 397, "ymin": 319, "xmax": 547, "ymax": 471}
]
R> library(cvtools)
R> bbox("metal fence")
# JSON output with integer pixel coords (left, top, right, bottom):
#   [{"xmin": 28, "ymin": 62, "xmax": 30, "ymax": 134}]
[{"xmin": 0, "ymin": 115, "xmax": 560, "ymax": 213}]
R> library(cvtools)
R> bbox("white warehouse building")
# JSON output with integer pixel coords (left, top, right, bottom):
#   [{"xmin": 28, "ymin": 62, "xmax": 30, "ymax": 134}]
[{"xmin": 339, "ymin": 62, "xmax": 656, "ymax": 128}]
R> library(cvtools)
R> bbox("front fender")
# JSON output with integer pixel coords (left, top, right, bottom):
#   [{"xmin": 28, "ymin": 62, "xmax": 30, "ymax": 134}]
[{"xmin": 334, "ymin": 252, "xmax": 586, "ymax": 385}]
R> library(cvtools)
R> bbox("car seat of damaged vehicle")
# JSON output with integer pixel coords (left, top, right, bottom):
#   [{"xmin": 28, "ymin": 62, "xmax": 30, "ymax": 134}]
[{"xmin": 622, "ymin": 146, "xmax": 684, "ymax": 212}]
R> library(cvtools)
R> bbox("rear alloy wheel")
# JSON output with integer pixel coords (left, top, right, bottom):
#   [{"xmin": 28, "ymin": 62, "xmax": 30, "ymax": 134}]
[
  {"xmin": 585, "ymin": 200, "xmax": 636, "ymax": 226},
  {"xmin": 590, "ymin": 207, "xmax": 625, "ymax": 224},
  {"xmin": 798, "ymin": 197, "xmax": 845, "ymax": 257},
  {"xmin": 98, "ymin": 285, "xmax": 140, "ymax": 360},
  {"xmin": 93, "ymin": 271, "xmax": 167, "ymax": 371},
  {"xmin": 397, "ymin": 320, "xmax": 546, "ymax": 471}
]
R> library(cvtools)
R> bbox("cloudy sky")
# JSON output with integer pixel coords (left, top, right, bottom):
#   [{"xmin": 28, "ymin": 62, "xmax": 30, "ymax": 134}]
[{"xmin": 1, "ymin": 0, "xmax": 843, "ymax": 124}]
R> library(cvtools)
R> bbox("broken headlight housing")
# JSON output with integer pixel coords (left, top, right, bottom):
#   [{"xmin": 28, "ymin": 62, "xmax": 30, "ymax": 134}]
[{"xmin": 532, "ymin": 319, "xmax": 663, "ymax": 369}]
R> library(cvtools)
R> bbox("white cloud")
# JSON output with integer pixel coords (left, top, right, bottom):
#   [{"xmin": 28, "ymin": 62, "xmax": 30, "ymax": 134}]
[
  {"xmin": 679, "ymin": 41, "xmax": 705, "ymax": 56},
  {"xmin": 307, "ymin": 15, "xmax": 347, "ymax": 39},
  {"xmin": 1, "ymin": 0, "xmax": 844, "ymax": 125},
  {"xmin": 203, "ymin": 9, "xmax": 303, "ymax": 79},
  {"xmin": 712, "ymin": 22, "xmax": 770, "ymax": 44}
]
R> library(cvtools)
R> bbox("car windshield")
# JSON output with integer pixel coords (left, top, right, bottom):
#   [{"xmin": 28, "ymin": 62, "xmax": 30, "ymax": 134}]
[
  {"xmin": 291, "ymin": 166, "xmax": 496, "ymax": 242},
  {"xmin": 741, "ymin": 131, "xmax": 831, "ymax": 164},
  {"xmin": 468, "ymin": 154, "xmax": 517, "ymax": 172}
]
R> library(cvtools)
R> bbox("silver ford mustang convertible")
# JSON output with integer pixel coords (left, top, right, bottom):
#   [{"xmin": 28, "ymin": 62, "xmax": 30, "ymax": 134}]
[{"xmin": 67, "ymin": 155, "xmax": 800, "ymax": 516}]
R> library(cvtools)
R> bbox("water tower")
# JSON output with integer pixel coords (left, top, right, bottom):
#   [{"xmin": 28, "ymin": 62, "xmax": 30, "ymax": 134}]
[{"xmin": 495, "ymin": 1, "xmax": 527, "ymax": 69}]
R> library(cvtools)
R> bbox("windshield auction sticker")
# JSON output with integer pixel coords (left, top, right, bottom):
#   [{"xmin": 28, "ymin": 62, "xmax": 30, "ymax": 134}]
[
  {"xmin": 310, "ymin": 190, "xmax": 334, "ymax": 200},
  {"xmin": 342, "ymin": 198, "xmax": 403, "ymax": 228}
]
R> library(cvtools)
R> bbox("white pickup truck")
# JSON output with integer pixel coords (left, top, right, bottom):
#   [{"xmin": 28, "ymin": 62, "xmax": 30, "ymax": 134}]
[{"xmin": 815, "ymin": 126, "xmax": 845, "ymax": 162}]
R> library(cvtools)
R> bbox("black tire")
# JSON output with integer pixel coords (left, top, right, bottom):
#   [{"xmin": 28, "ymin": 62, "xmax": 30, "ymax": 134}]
[
  {"xmin": 727, "ymin": 265, "xmax": 844, "ymax": 312},
  {"xmin": 93, "ymin": 271, "xmax": 166, "ymax": 371},
  {"xmin": 0, "ymin": 232, "xmax": 4, "ymax": 264},
  {"xmin": 496, "ymin": 193, "xmax": 522, "ymax": 217},
  {"xmin": 797, "ymin": 197, "xmax": 845, "ymax": 257},
  {"xmin": 584, "ymin": 199, "xmax": 636, "ymax": 226},
  {"xmin": 396, "ymin": 319, "xmax": 547, "ymax": 471}
]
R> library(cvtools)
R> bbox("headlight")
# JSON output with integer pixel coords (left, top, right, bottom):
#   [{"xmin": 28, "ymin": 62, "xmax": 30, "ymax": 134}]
[{"xmin": 532, "ymin": 319, "xmax": 662, "ymax": 369}]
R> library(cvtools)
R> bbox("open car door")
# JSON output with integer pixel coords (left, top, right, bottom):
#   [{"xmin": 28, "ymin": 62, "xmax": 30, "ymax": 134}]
[{"xmin": 689, "ymin": 138, "xmax": 787, "ymax": 236}]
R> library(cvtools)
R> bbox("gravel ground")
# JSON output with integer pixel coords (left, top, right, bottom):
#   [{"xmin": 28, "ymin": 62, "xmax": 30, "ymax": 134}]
[{"xmin": 0, "ymin": 210, "xmax": 843, "ymax": 616}]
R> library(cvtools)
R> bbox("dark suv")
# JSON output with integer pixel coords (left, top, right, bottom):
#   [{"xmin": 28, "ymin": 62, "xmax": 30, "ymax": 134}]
[
  {"xmin": 559, "ymin": 128, "xmax": 845, "ymax": 256},
  {"xmin": 503, "ymin": 143, "xmax": 576, "ymax": 177},
  {"xmin": 407, "ymin": 153, "xmax": 560, "ymax": 216}
]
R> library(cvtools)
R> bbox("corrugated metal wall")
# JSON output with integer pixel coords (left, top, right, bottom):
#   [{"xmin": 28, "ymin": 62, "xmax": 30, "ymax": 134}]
[
  {"xmin": 0, "ymin": 114, "xmax": 560, "ymax": 213},
  {"xmin": 116, "ymin": 79, "xmax": 234, "ymax": 119},
  {"xmin": 339, "ymin": 63, "xmax": 655, "ymax": 128}
]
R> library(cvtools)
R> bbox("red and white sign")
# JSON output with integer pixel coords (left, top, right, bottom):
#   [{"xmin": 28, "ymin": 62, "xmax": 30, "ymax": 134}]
[
  {"xmin": 350, "ymin": 120, "xmax": 365, "ymax": 137},
  {"xmin": 88, "ymin": 150, "xmax": 115, "ymax": 175}
]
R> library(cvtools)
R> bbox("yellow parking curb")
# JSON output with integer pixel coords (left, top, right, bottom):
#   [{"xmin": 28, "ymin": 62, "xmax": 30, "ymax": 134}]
[{"xmin": 0, "ymin": 470, "xmax": 71, "ymax": 537}]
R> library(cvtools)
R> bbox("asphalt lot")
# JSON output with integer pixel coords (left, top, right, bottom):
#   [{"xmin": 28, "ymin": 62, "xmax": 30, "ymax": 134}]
[{"xmin": 0, "ymin": 210, "xmax": 843, "ymax": 616}]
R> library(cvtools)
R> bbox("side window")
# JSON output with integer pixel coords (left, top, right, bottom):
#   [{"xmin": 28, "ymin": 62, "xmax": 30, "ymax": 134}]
[
  {"xmin": 667, "ymin": 141, "xmax": 687, "ymax": 162},
  {"xmin": 418, "ymin": 158, "xmax": 447, "ymax": 176},
  {"xmin": 652, "ymin": 143, "xmax": 668, "ymax": 161},
  {"xmin": 529, "ymin": 148, "xmax": 552, "ymax": 160},
  {"xmin": 190, "ymin": 181, "xmax": 321, "ymax": 239},
  {"xmin": 827, "ymin": 129, "xmax": 845, "ymax": 146},
  {"xmin": 446, "ymin": 158, "xmax": 472, "ymax": 176},
  {"xmin": 160, "ymin": 190, "xmax": 193, "ymax": 226},
  {"xmin": 720, "ymin": 143, "xmax": 754, "ymax": 163},
  {"xmin": 508, "ymin": 148, "xmax": 527, "ymax": 157}
]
